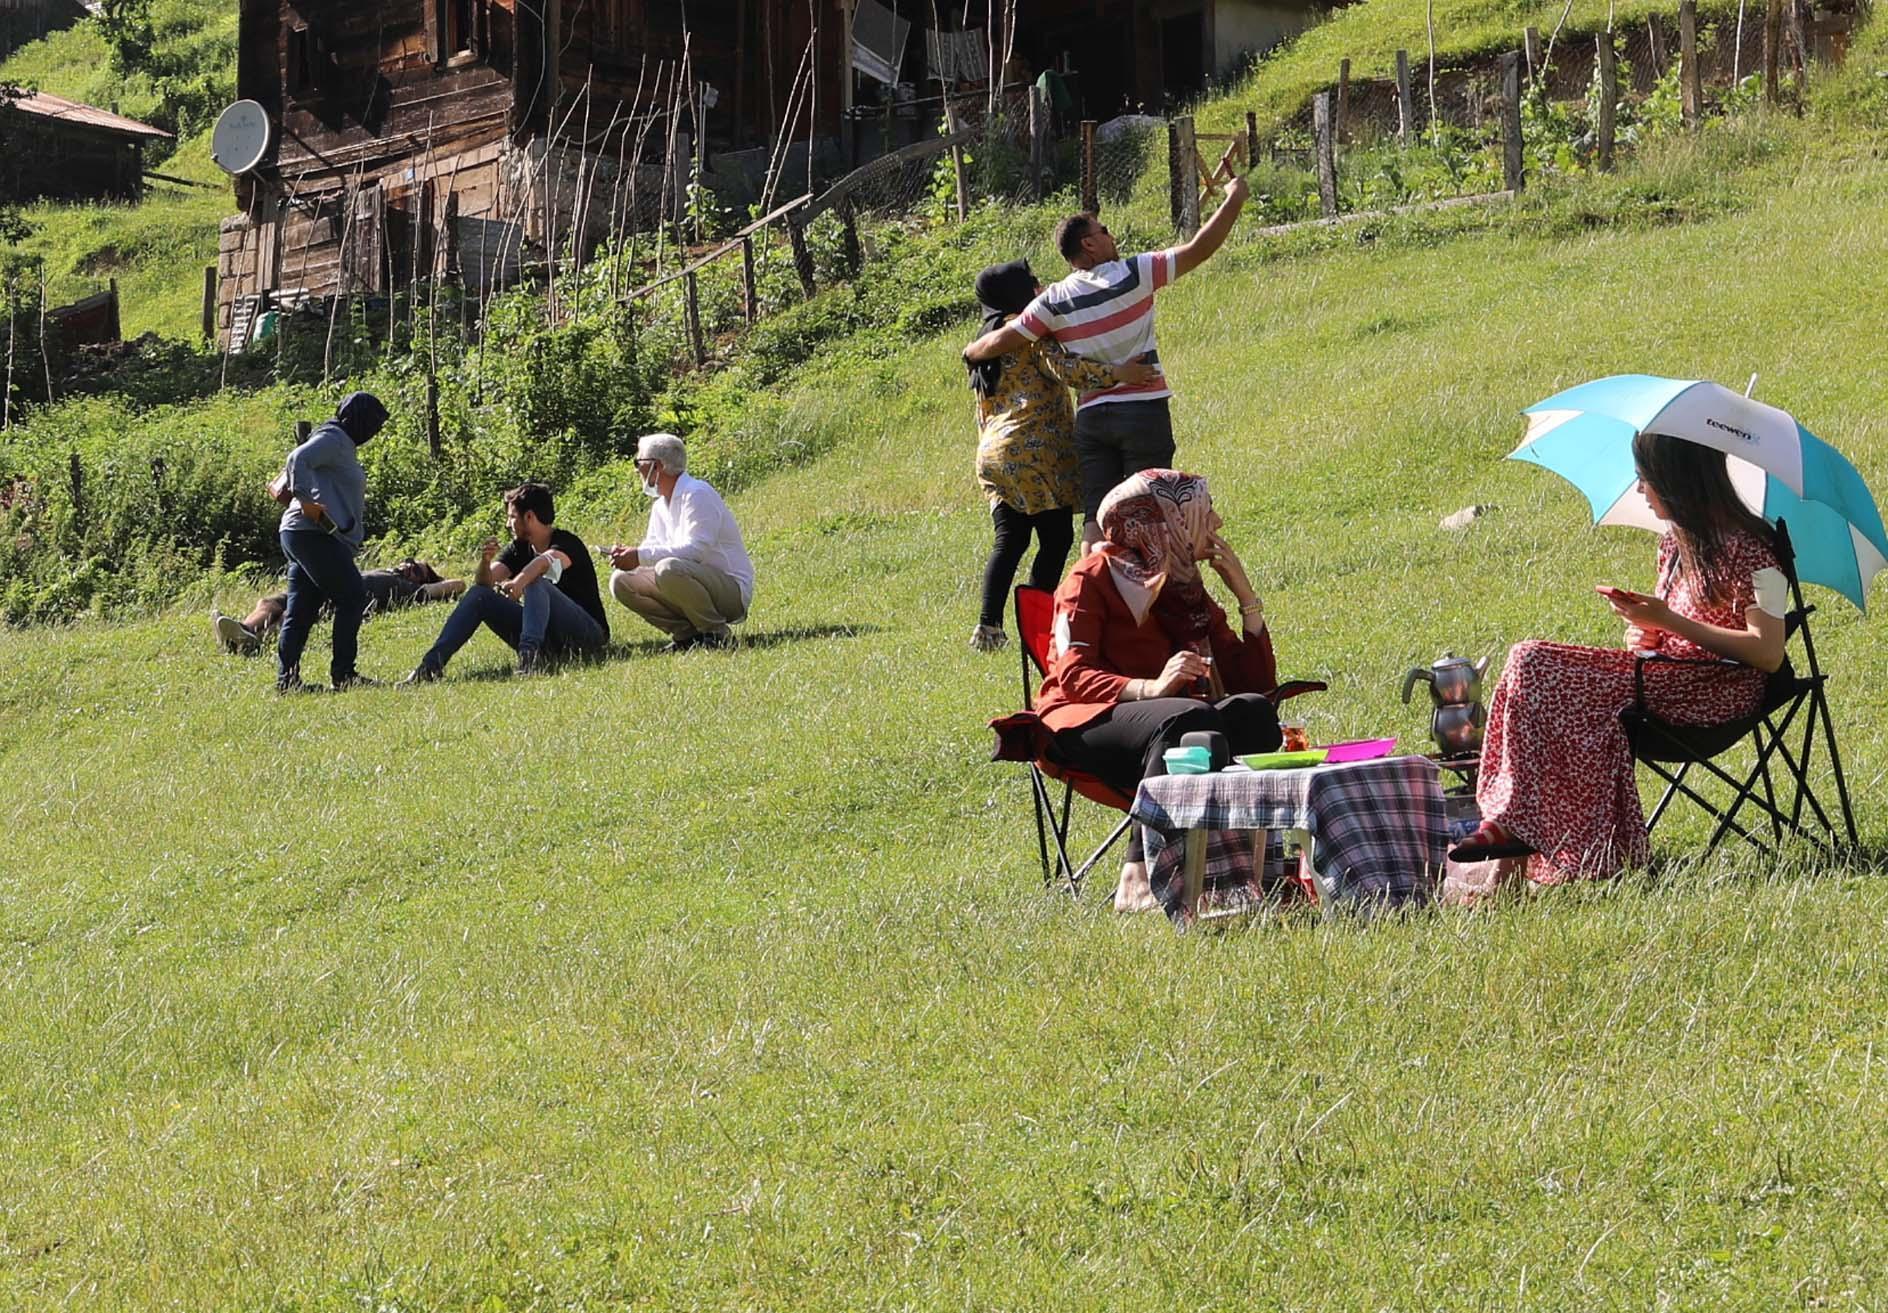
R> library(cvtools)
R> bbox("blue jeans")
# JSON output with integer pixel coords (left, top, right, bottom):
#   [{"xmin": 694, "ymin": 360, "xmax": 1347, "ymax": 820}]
[
  {"xmin": 279, "ymin": 528, "xmax": 366, "ymax": 684},
  {"xmin": 421, "ymin": 580, "xmax": 606, "ymax": 672}
]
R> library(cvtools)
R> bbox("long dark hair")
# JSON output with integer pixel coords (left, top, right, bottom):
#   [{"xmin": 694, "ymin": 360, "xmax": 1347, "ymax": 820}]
[{"xmin": 1633, "ymin": 430, "xmax": 1774, "ymax": 603}]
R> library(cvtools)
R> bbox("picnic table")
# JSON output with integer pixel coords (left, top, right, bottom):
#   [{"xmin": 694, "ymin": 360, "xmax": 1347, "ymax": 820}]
[{"xmin": 1131, "ymin": 755, "xmax": 1449, "ymax": 928}]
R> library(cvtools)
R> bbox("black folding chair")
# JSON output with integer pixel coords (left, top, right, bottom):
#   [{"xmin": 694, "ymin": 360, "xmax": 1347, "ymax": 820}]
[{"xmin": 1620, "ymin": 520, "xmax": 1858, "ymax": 860}]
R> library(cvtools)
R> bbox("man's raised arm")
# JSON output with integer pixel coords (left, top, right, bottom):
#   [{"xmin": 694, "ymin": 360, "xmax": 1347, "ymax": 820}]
[
  {"xmin": 963, "ymin": 320, "xmax": 1031, "ymax": 363},
  {"xmin": 1172, "ymin": 175, "xmax": 1250, "ymax": 280}
]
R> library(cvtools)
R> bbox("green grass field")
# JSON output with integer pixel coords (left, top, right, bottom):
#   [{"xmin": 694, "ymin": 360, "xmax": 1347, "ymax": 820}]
[{"xmin": 7, "ymin": 105, "xmax": 1888, "ymax": 1304}]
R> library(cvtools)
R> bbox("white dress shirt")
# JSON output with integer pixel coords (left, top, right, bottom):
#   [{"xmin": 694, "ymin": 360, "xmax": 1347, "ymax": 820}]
[{"xmin": 639, "ymin": 473, "xmax": 755, "ymax": 606}]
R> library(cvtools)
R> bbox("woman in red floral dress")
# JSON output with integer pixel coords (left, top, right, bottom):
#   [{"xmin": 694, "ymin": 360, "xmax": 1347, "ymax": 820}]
[{"xmin": 1451, "ymin": 432, "xmax": 1790, "ymax": 883}]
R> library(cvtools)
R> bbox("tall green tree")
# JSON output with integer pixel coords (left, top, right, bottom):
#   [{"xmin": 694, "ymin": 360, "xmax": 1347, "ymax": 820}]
[{"xmin": 93, "ymin": 0, "xmax": 157, "ymax": 79}]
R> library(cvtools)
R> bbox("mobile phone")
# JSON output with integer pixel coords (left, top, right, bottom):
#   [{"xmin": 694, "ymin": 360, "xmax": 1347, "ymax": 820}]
[{"xmin": 1595, "ymin": 585, "xmax": 1638, "ymax": 602}]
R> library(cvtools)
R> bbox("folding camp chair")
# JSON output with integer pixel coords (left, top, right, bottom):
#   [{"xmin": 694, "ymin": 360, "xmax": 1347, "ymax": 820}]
[
  {"xmin": 1005, "ymin": 584, "xmax": 1327, "ymax": 895},
  {"xmin": 1620, "ymin": 520, "xmax": 1858, "ymax": 860}
]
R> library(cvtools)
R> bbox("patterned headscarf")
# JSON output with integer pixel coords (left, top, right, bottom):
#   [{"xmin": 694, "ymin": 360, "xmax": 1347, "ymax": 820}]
[{"xmin": 1095, "ymin": 469, "xmax": 1216, "ymax": 643}]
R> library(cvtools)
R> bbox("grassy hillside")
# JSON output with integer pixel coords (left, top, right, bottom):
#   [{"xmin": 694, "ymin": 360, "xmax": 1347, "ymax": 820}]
[
  {"xmin": 1, "ymin": 0, "xmax": 235, "ymax": 337},
  {"xmin": 6, "ymin": 104, "xmax": 1888, "ymax": 1305}
]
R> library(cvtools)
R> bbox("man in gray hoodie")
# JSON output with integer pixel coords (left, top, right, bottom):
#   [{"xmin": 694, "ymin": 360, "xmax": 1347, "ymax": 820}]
[{"xmin": 268, "ymin": 391, "xmax": 389, "ymax": 691}]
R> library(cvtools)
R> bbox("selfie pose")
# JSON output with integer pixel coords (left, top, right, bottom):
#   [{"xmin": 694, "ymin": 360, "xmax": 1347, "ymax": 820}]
[
  {"xmin": 606, "ymin": 432, "xmax": 754, "ymax": 652},
  {"xmin": 1452, "ymin": 431, "xmax": 1788, "ymax": 882}
]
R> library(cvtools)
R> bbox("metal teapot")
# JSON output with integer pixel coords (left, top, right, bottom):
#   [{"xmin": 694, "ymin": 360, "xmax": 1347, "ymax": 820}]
[{"xmin": 1400, "ymin": 652, "xmax": 1490, "ymax": 709}]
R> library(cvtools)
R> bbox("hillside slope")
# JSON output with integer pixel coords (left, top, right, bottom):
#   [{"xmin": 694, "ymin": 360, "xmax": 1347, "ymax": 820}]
[{"xmin": 4, "ymin": 106, "xmax": 1888, "ymax": 1305}]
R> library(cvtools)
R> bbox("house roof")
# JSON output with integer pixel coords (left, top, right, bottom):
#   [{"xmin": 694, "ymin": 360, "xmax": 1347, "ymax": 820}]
[{"xmin": 6, "ymin": 90, "xmax": 172, "ymax": 141}]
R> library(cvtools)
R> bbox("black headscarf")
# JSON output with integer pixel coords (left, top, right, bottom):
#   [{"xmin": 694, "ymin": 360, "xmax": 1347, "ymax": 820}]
[
  {"xmin": 967, "ymin": 260, "xmax": 1038, "ymax": 398},
  {"xmin": 335, "ymin": 391, "xmax": 389, "ymax": 446}
]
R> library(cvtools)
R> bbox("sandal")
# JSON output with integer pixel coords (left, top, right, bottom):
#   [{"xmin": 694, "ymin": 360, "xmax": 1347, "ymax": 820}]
[{"xmin": 1448, "ymin": 820, "xmax": 1535, "ymax": 863}]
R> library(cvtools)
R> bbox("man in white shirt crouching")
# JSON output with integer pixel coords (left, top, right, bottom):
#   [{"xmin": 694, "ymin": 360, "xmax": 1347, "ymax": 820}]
[{"xmin": 606, "ymin": 433, "xmax": 755, "ymax": 651}]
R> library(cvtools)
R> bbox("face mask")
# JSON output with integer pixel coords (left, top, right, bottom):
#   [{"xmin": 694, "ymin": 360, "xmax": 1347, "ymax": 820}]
[{"xmin": 641, "ymin": 478, "xmax": 660, "ymax": 498}]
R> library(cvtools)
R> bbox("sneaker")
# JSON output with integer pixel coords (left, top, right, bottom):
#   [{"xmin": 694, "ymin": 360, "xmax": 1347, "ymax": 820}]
[
  {"xmin": 398, "ymin": 662, "xmax": 442, "ymax": 686},
  {"xmin": 276, "ymin": 667, "xmax": 322, "ymax": 695},
  {"xmin": 213, "ymin": 611, "xmax": 260, "ymax": 655},
  {"xmin": 695, "ymin": 630, "xmax": 734, "ymax": 651},
  {"xmin": 664, "ymin": 632, "xmax": 702, "ymax": 653},
  {"xmin": 332, "ymin": 673, "xmax": 384, "ymax": 691},
  {"xmin": 514, "ymin": 647, "xmax": 542, "ymax": 676},
  {"xmin": 969, "ymin": 624, "xmax": 1008, "ymax": 653}
]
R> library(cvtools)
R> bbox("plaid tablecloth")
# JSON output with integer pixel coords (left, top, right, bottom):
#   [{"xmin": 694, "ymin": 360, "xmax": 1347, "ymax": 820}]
[{"xmin": 1131, "ymin": 756, "xmax": 1448, "ymax": 924}]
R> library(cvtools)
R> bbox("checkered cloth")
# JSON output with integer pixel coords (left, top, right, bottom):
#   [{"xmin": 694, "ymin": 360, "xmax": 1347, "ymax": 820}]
[{"xmin": 1131, "ymin": 756, "xmax": 1448, "ymax": 925}]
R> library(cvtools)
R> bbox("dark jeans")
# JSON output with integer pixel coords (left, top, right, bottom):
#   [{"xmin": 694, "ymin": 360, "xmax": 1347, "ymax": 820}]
[
  {"xmin": 1051, "ymin": 693, "xmax": 1282, "ymax": 798},
  {"xmin": 980, "ymin": 502, "xmax": 1075, "ymax": 627},
  {"xmin": 421, "ymin": 580, "xmax": 606, "ymax": 673},
  {"xmin": 1074, "ymin": 397, "xmax": 1177, "ymax": 521},
  {"xmin": 278, "ymin": 528, "xmax": 365, "ymax": 684}
]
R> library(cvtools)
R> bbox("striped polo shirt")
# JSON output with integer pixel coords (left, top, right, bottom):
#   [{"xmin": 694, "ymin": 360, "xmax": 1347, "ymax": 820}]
[{"xmin": 1010, "ymin": 250, "xmax": 1179, "ymax": 410}]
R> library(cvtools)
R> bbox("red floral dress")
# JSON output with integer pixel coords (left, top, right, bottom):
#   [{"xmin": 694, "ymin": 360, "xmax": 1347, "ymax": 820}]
[{"xmin": 1476, "ymin": 528, "xmax": 1779, "ymax": 883}]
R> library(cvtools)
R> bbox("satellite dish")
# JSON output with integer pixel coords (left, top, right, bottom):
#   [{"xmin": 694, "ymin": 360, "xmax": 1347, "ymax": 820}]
[{"xmin": 211, "ymin": 100, "xmax": 274, "ymax": 175}]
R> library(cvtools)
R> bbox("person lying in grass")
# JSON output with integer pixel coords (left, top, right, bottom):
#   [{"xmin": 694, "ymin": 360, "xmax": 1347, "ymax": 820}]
[
  {"xmin": 212, "ymin": 559, "xmax": 465, "ymax": 655},
  {"xmin": 1032, "ymin": 469, "xmax": 1285, "ymax": 912},
  {"xmin": 962, "ymin": 258, "xmax": 1155, "ymax": 654},
  {"xmin": 1450, "ymin": 431, "xmax": 1788, "ymax": 885},
  {"xmin": 401, "ymin": 482, "xmax": 610, "ymax": 682}
]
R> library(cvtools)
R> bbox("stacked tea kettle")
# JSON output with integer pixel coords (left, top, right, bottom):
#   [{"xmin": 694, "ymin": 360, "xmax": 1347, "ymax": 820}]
[{"xmin": 1401, "ymin": 652, "xmax": 1491, "ymax": 759}]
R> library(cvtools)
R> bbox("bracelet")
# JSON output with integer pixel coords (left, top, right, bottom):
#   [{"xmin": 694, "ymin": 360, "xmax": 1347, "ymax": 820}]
[{"xmin": 1239, "ymin": 599, "xmax": 1265, "ymax": 616}]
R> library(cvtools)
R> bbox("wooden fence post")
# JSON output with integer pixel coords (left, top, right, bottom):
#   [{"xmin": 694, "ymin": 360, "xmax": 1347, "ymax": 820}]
[
  {"xmin": 68, "ymin": 450, "xmax": 84, "ymax": 532},
  {"xmin": 1500, "ymin": 51, "xmax": 1525, "ymax": 192},
  {"xmin": 1788, "ymin": 0, "xmax": 1808, "ymax": 101},
  {"xmin": 943, "ymin": 102, "xmax": 970, "ymax": 222},
  {"xmin": 426, "ymin": 374, "xmax": 440, "ymax": 459},
  {"xmin": 1168, "ymin": 115, "xmax": 1199, "ymax": 235},
  {"xmin": 837, "ymin": 197, "xmax": 863, "ymax": 276},
  {"xmin": 201, "ymin": 265, "xmax": 216, "ymax": 344},
  {"xmin": 1028, "ymin": 85, "xmax": 1050, "ymax": 199},
  {"xmin": 1596, "ymin": 35, "xmax": 1618, "ymax": 171},
  {"xmin": 1336, "ymin": 59, "xmax": 1351, "ymax": 143},
  {"xmin": 107, "ymin": 278, "xmax": 120, "ymax": 342},
  {"xmin": 741, "ymin": 235, "xmax": 758, "ymax": 324},
  {"xmin": 788, "ymin": 213, "xmax": 816, "ymax": 301},
  {"xmin": 1395, "ymin": 50, "xmax": 1413, "ymax": 145},
  {"xmin": 1680, "ymin": 0, "xmax": 1702, "ymax": 128},
  {"xmin": 1312, "ymin": 91, "xmax": 1338, "ymax": 218},
  {"xmin": 684, "ymin": 270, "xmax": 706, "ymax": 366},
  {"xmin": 1649, "ymin": 17, "xmax": 1667, "ymax": 71},
  {"xmin": 1245, "ymin": 110, "xmax": 1260, "ymax": 171},
  {"xmin": 1764, "ymin": 0, "xmax": 1783, "ymax": 104},
  {"xmin": 1524, "ymin": 26, "xmax": 1542, "ymax": 81},
  {"xmin": 1081, "ymin": 119, "xmax": 1099, "ymax": 214}
]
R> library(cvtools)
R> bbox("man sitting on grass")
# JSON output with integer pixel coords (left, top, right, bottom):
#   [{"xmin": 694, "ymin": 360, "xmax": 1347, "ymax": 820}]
[
  {"xmin": 402, "ymin": 483, "xmax": 609, "ymax": 682},
  {"xmin": 606, "ymin": 433, "xmax": 754, "ymax": 652}
]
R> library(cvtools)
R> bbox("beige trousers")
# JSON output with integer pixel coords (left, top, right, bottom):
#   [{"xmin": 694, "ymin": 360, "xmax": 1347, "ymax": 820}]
[{"xmin": 610, "ymin": 559, "xmax": 748, "ymax": 638}]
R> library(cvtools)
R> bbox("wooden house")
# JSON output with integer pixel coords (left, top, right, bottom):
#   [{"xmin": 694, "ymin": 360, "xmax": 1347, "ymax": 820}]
[
  {"xmin": 0, "ymin": 91, "xmax": 172, "ymax": 203},
  {"xmin": 216, "ymin": 0, "xmax": 849, "ymax": 344}
]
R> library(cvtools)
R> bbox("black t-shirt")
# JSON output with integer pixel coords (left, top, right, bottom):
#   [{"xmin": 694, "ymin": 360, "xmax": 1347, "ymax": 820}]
[
  {"xmin": 499, "ymin": 528, "xmax": 609, "ymax": 638},
  {"xmin": 361, "ymin": 568, "xmax": 424, "ymax": 615}
]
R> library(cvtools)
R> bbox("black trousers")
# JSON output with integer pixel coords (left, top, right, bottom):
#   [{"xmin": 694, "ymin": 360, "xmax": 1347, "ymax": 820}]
[
  {"xmin": 1051, "ymin": 693, "xmax": 1283, "ymax": 798},
  {"xmin": 980, "ymin": 501, "xmax": 1075, "ymax": 627}
]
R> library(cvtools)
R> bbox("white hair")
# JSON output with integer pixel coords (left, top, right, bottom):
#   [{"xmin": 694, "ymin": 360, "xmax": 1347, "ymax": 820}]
[{"xmin": 636, "ymin": 432, "xmax": 687, "ymax": 476}]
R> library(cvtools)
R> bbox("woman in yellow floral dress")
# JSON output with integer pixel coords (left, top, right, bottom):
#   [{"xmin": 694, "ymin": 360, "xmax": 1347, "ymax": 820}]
[{"xmin": 966, "ymin": 261, "xmax": 1153, "ymax": 652}]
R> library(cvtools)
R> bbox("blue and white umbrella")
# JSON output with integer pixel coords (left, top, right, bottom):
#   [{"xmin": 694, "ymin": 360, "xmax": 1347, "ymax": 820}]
[{"xmin": 1512, "ymin": 374, "xmax": 1888, "ymax": 609}]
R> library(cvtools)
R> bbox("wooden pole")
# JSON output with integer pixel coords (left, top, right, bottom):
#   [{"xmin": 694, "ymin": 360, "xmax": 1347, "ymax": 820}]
[
  {"xmin": 1499, "ymin": 51, "xmax": 1525, "ymax": 192},
  {"xmin": 1524, "ymin": 26, "xmax": 1542, "ymax": 81},
  {"xmin": 943, "ymin": 101, "xmax": 969, "ymax": 223},
  {"xmin": 1312, "ymin": 91, "xmax": 1338, "ymax": 218},
  {"xmin": 1245, "ymin": 110, "xmax": 1260, "ymax": 172},
  {"xmin": 1764, "ymin": 0, "xmax": 1783, "ymax": 105},
  {"xmin": 837, "ymin": 197, "xmax": 862, "ymax": 277},
  {"xmin": 788, "ymin": 213, "xmax": 816, "ymax": 301},
  {"xmin": 1081, "ymin": 119, "xmax": 1099, "ymax": 214},
  {"xmin": 1394, "ymin": 50, "xmax": 1412, "ymax": 145},
  {"xmin": 1169, "ymin": 116, "xmax": 1200, "ymax": 235},
  {"xmin": 201, "ymin": 265, "xmax": 217, "ymax": 344},
  {"xmin": 1679, "ymin": 0, "xmax": 1702, "ymax": 128},
  {"xmin": 1335, "ymin": 59, "xmax": 1351, "ymax": 144},
  {"xmin": 1788, "ymin": 0, "xmax": 1808, "ymax": 101},
  {"xmin": 1028, "ymin": 84, "xmax": 1049, "ymax": 199},
  {"xmin": 741, "ymin": 235, "xmax": 758, "ymax": 324},
  {"xmin": 1596, "ymin": 35, "xmax": 1618, "ymax": 172},
  {"xmin": 426, "ymin": 374, "xmax": 441, "ymax": 459},
  {"xmin": 684, "ymin": 269, "xmax": 706, "ymax": 365},
  {"xmin": 1649, "ymin": 17, "xmax": 1667, "ymax": 72}
]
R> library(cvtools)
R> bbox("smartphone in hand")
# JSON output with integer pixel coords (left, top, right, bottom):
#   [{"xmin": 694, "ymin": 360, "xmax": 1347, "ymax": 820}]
[{"xmin": 1596, "ymin": 585, "xmax": 1644, "ymax": 604}]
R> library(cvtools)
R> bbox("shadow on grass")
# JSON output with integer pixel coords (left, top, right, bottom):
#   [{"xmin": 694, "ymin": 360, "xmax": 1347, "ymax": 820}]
[{"xmin": 436, "ymin": 622, "xmax": 882, "ymax": 681}]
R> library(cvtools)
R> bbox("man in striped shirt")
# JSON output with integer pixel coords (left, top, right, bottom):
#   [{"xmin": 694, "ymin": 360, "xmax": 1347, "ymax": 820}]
[{"xmin": 964, "ymin": 174, "xmax": 1250, "ymax": 546}]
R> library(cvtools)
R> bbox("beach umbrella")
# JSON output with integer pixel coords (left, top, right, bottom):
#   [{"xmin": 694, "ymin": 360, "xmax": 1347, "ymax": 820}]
[{"xmin": 1511, "ymin": 374, "xmax": 1888, "ymax": 609}]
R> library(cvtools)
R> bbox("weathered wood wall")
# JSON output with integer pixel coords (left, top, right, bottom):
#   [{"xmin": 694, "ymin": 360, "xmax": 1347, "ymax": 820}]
[{"xmin": 0, "ymin": 116, "xmax": 145, "ymax": 202}]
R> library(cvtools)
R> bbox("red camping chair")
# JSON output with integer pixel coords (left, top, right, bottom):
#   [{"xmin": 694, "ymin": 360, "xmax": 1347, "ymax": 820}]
[{"xmin": 999, "ymin": 585, "xmax": 1328, "ymax": 896}]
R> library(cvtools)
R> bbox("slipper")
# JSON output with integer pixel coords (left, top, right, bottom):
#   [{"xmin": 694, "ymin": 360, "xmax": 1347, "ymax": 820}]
[{"xmin": 1448, "ymin": 822, "xmax": 1535, "ymax": 863}]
